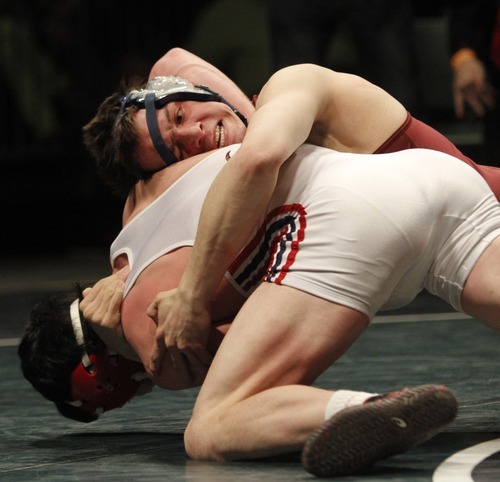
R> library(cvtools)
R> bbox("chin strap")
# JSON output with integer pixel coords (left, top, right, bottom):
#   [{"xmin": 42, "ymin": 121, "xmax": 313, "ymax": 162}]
[{"xmin": 116, "ymin": 76, "xmax": 248, "ymax": 167}]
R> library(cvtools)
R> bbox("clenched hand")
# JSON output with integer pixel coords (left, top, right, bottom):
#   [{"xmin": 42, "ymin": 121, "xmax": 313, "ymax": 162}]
[
  {"xmin": 146, "ymin": 287, "xmax": 213, "ymax": 378},
  {"xmin": 80, "ymin": 266, "xmax": 129, "ymax": 337}
]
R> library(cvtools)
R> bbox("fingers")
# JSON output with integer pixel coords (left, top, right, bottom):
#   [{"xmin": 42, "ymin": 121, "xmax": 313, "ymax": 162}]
[
  {"xmin": 183, "ymin": 350, "xmax": 210, "ymax": 385},
  {"xmin": 79, "ymin": 270, "xmax": 126, "ymax": 330},
  {"xmin": 149, "ymin": 330, "xmax": 212, "ymax": 378},
  {"xmin": 453, "ymin": 65, "xmax": 496, "ymax": 119},
  {"xmin": 150, "ymin": 340, "xmax": 188, "ymax": 377},
  {"xmin": 182, "ymin": 349, "xmax": 212, "ymax": 384},
  {"xmin": 115, "ymin": 265, "xmax": 130, "ymax": 281},
  {"xmin": 146, "ymin": 289, "xmax": 213, "ymax": 378},
  {"xmin": 465, "ymin": 90, "xmax": 488, "ymax": 117},
  {"xmin": 150, "ymin": 339, "xmax": 168, "ymax": 375},
  {"xmin": 146, "ymin": 299, "xmax": 159, "ymax": 321},
  {"xmin": 189, "ymin": 345, "xmax": 213, "ymax": 366}
]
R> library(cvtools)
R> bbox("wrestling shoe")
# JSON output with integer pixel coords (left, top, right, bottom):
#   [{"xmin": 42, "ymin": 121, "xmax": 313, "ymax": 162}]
[{"xmin": 301, "ymin": 384, "xmax": 458, "ymax": 477}]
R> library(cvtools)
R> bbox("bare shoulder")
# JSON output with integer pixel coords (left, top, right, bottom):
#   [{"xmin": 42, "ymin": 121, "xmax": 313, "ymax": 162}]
[
  {"xmin": 123, "ymin": 154, "xmax": 209, "ymax": 225},
  {"xmin": 260, "ymin": 65, "xmax": 361, "ymax": 95}
]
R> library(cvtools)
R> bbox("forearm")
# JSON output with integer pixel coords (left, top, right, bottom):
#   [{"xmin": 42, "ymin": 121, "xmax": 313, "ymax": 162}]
[
  {"xmin": 179, "ymin": 151, "xmax": 280, "ymax": 304},
  {"xmin": 179, "ymin": 82, "xmax": 320, "ymax": 303},
  {"xmin": 148, "ymin": 65, "xmax": 323, "ymax": 366}
]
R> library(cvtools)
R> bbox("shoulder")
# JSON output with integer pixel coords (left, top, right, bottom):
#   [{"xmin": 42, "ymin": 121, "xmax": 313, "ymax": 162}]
[{"xmin": 123, "ymin": 154, "xmax": 210, "ymax": 225}]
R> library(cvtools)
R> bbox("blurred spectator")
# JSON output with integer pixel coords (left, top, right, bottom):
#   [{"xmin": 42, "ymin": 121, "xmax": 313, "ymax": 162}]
[
  {"xmin": 448, "ymin": 0, "xmax": 500, "ymax": 165},
  {"xmin": 269, "ymin": 0, "xmax": 422, "ymax": 115},
  {"xmin": 0, "ymin": 0, "xmax": 209, "ymax": 253},
  {"xmin": 1, "ymin": 0, "xmax": 210, "ymax": 148}
]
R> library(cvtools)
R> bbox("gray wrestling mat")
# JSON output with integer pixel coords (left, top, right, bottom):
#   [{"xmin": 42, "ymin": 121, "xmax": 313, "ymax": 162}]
[{"xmin": 1, "ymin": 252, "xmax": 499, "ymax": 481}]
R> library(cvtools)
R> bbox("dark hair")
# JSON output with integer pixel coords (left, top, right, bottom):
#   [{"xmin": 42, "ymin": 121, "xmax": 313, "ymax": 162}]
[
  {"xmin": 18, "ymin": 285, "xmax": 105, "ymax": 423},
  {"xmin": 82, "ymin": 78, "xmax": 151, "ymax": 199}
]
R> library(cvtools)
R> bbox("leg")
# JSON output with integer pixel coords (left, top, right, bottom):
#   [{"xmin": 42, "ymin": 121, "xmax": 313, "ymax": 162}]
[
  {"xmin": 462, "ymin": 236, "xmax": 500, "ymax": 331},
  {"xmin": 185, "ymin": 283, "xmax": 458, "ymax": 476},
  {"xmin": 184, "ymin": 283, "xmax": 369, "ymax": 461}
]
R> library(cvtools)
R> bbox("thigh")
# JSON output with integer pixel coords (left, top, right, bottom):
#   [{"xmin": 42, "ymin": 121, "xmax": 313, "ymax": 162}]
[
  {"xmin": 462, "ymin": 236, "xmax": 500, "ymax": 331},
  {"xmin": 193, "ymin": 283, "xmax": 369, "ymax": 413}
]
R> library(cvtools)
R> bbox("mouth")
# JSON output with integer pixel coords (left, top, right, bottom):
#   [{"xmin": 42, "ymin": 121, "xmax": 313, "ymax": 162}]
[{"xmin": 215, "ymin": 122, "xmax": 225, "ymax": 148}]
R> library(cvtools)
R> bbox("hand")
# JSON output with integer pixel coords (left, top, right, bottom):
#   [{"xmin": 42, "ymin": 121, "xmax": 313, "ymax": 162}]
[
  {"xmin": 80, "ymin": 266, "xmax": 129, "ymax": 337},
  {"xmin": 146, "ymin": 288, "xmax": 213, "ymax": 378},
  {"xmin": 453, "ymin": 58, "xmax": 496, "ymax": 118}
]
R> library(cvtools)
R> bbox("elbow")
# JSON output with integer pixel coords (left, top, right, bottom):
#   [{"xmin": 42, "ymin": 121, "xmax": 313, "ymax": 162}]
[
  {"xmin": 162, "ymin": 47, "xmax": 190, "ymax": 64},
  {"xmin": 151, "ymin": 48, "xmax": 191, "ymax": 78}
]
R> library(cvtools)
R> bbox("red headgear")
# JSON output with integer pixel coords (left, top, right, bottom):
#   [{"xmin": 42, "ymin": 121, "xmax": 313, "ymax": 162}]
[{"xmin": 67, "ymin": 299, "xmax": 147, "ymax": 416}]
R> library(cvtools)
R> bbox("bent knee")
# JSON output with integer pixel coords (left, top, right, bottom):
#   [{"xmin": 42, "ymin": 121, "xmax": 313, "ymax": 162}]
[{"xmin": 184, "ymin": 412, "xmax": 229, "ymax": 462}]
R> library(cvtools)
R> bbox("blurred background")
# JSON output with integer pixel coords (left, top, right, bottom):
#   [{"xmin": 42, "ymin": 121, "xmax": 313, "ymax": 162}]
[{"xmin": 0, "ymin": 0, "xmax": 489, "ymax": 257}]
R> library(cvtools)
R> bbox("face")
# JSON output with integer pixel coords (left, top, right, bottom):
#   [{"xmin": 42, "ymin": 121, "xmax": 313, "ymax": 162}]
[{"xmin": 134, "ymin": 100, "xmax": 247, "ymax": 173}]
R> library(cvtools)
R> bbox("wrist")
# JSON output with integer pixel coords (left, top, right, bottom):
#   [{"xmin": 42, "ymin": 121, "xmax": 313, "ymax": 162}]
[
  {"xmin": 450, "ymin": 48, "xmax": 477, "ymax": 71},
  {"xmin": 177, "ymin": 272, "xmax": 212, "ymax": 310}
]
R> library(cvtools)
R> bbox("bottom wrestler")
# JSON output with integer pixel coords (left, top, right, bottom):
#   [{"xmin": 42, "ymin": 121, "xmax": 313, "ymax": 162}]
[{"xmin": 20, "ymin": 144, "xmax": 500, "ymax": 476}]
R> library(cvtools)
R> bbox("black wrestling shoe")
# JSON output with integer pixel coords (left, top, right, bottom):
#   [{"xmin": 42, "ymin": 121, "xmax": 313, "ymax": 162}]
[{"xmin": 301, "ymin": 384, "xmax": 458, "ymax": 477}]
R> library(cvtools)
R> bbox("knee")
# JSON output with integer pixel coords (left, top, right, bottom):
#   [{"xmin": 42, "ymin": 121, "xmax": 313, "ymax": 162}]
[{"xmin": 184, "ymin": 410, "xmax": 228, "ymax": 462}]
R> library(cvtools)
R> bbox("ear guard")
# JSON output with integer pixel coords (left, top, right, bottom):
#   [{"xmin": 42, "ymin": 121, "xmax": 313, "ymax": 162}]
[
  {"xmin": 116, "ymin": 76, "xmax": 248, "ymax": 167},
  {"xmin": 67, "ymin": 299, "xmax": 148, "ymax": 416}
]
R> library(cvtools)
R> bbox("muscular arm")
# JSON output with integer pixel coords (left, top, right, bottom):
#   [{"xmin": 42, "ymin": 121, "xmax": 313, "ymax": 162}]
[
  {"xmin": 150, "ymin": 47, "xmax": 255, "ymax": 120},
  {"xmin": 176, "ymin": 68, "xmax": 324, "ymax": 303},
  {"xmin": 147, "ymin": 65, "xmax": 337, "ymax": 366},
  {"xmin": 148, "ymin": 65, "xmax": 405, "ymax": 372}
]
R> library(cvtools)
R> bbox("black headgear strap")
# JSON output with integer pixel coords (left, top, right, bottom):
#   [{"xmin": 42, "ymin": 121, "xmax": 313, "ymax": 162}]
[
  {"xmin": 144, "ymin": 93, "xmax": 177, "ymax": 166},
  {"xmin": 118, "ymin": 86, "xmax": 248, "ymax": 167}
]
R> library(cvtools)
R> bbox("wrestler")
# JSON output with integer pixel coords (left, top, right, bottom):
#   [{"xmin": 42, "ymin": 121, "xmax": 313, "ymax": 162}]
[
  {"xmin": 140, "ymin": 144, "xmax": 499, "ymax": 477},
  {"xmin": 83, "ymin": 48, "xmax": 500, "ymax": 199},
  {"xmin": 82, "ymin": 48, "xmax": 500, "ymax": 370},
  {"xmin": 17, "ymin": 151, "xmax": 243, "ymax": 422},
  {"xmin": 23, "ymin": 143, "xmax": 500, "ymax": 477},
  {"xmin": 141, "ymin": 57, "xmax": 500, "ymax": 376}
]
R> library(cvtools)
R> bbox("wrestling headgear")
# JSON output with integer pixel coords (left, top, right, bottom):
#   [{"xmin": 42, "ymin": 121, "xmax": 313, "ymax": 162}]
[
  {"xmin": 117, "ymin": 76, "xmax": 248, "ymax": 167},
  {"xmin": 66, "ymin": 299, "xmax": 147, "ymax": 416}
]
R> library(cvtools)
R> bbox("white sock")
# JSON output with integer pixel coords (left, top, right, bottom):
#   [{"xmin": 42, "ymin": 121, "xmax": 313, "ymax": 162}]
[{"xmin": 324, "ymin": 390, "xmax": 379, "ymax": 421}]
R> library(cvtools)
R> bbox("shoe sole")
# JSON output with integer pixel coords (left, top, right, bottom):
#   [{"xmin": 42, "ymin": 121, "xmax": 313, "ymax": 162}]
[{"xmin": 301, "ymin": 384, "xmax": 458, "ymax": 477}]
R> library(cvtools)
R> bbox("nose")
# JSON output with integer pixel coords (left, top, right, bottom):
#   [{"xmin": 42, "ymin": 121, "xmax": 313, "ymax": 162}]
[{"xmin": 174, "ymin": 122, "xmax": 204, "ymax": 155}]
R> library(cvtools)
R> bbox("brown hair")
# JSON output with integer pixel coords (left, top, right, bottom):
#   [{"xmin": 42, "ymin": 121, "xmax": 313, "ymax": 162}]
[{"xmin": 82, "ymin": 79, "xmax": 150, "ymax": 198}]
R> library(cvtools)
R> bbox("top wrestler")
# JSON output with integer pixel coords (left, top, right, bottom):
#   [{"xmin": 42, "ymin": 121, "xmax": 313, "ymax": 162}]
[
  {"xmin": 84, "ymin": 49, "xmax": 500, "ymax": 373},
  {"xmin": 81, "ymin": 46, "xmax": 500, "ymax": 370},
  {"xmin": 20, "ymin": 142, "xmax": 500, "ymax": 476},
  {"xmin": 84, "ymin": 48, "xmax": 500, "ymax": 199}
]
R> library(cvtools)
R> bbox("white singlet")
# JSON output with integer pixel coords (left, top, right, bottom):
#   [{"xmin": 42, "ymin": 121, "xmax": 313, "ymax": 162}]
[
  {"xmin": 110, "ymin": 149, "xmax": 228, "ymax": 297},
  {"xmin": 110, "ymin": 144, "xmax": 500, "ymax": 320}
]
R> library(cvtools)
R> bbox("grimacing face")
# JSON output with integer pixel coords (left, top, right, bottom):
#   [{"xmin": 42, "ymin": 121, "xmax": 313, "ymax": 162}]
[{"xmin": 134, "ymin": 100, "xmax": 248, "ymax": 173}]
